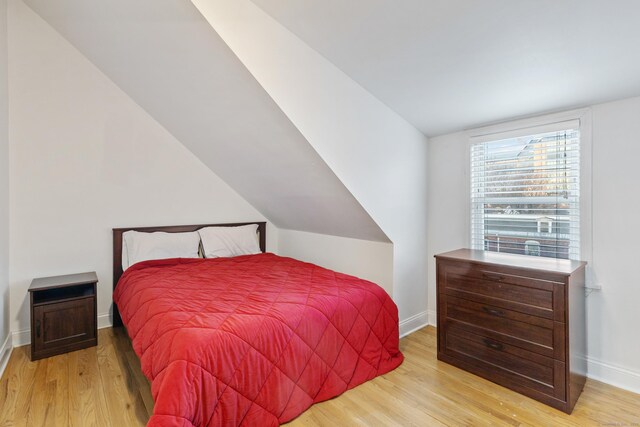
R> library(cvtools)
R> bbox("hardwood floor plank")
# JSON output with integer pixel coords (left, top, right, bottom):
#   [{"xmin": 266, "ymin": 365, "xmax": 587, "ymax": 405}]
[
  {"xmin": 68, "ymin": 344, "xmax": 111, "ymax": 427},
  {"xmin": 24, "ymin": 357, "xmax": 49, "ymax": 427},
  {"xmin": 12, "ymin": 347, "xmax": 44, "ymax": 427},
  {"xmin": 112, "ymin": 328, "xmax": 155, "ymax": 416},
  {"xmin": 0, "ymin": 326, "xmax": 638, "ymax": 427},
  {"xmin": 95, "ymin": 329, "xmax": 146, "ymax": 426},
  {"xmin": 45, "ymin": 352, "xmax": 69, "ymax": 426},
  {"xmin": 0, "ymin": 347, "xmax": 23, "ymax": 425},
  {"xmin": 0, "ymin": 346, "xmax": 36, "ymax": 427},
  {"xmin": 66, "ymin": 350, "xmax": 82, "ymax": 427}
]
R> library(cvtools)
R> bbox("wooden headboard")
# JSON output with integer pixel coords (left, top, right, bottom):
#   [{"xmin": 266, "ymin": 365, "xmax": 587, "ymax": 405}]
[{"xmin": 112, "ymin": 221, "xmax": 266, "ymax": 327}]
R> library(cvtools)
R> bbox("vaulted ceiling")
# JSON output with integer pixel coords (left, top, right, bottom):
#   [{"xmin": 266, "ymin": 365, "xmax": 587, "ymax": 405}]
[
  {"xmin": 24, "ymin": 0, "xmax": 388, "ymax": 242},
  {"xmin": 251, "ymin": 0, "xmax": 640, "ymax": 136},
  {"xmin": 23, "ymin": 0, "xmax": 640, "ymax": 243}
]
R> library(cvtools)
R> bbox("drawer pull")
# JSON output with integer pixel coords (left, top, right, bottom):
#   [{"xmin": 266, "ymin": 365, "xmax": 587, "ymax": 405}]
[
  {"xmin": 482, "ymin": 306, "xmax": 505, "ymax": 317},
  {"xmin": 36, "ymin": 320, "xmax": 41, "ymax": 338},
  {"xmin": 482, "ymin": 272, "xmax": 504, "ymax": 282},
  {"xmin": 483, "ymin": 338, "xmax": 504, "ymax": 351}
]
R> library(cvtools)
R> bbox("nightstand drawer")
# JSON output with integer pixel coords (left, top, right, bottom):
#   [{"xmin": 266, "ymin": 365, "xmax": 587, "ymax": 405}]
[
  {"xmin": 33, "ymin": 298, "xmax": 95, "ymax": 352},
  {"xmin": 444, "ymin": 296, "xmax": 565, "ymax": 359}
]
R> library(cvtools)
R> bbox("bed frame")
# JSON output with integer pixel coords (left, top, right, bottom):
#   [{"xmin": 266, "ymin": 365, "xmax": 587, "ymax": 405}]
[{"xmin": 112, "ymin": 221, "xmax": 267, "ymax": 327}]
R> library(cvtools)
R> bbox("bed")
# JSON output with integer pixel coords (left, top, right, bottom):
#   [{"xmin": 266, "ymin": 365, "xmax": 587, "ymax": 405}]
[{"xmin": 112, "ymin": 222, "xmax": 403, "ymax": 426}]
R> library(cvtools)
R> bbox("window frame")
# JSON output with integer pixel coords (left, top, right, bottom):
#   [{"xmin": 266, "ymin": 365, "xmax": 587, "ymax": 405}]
[{"xmin": 465, "ymin": 108, "xmax": 594, "ymax": 285}]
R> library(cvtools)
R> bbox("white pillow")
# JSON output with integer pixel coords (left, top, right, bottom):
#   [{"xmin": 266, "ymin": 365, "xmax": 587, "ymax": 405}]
[
  {"xmin": 122, "ymin": 231, "xmax": 201, "ymax": 271},
  {"xmin": 198, "ymin": 225, "xmax": 261, "ymax": 258}
]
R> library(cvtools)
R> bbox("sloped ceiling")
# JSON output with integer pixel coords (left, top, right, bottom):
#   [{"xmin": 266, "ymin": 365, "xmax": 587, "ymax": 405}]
[
  {"xmin": 251, "ymin": 0, "xmax": 640, "ymax": 136},
  {"xmin": 23, "ymin": 0, "xmax": 388, "ymax": 242}
]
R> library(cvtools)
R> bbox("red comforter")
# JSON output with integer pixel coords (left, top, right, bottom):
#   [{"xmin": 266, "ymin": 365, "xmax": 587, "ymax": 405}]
[{"xmin": 113, "ymin": 253, "xmax": 403, "ymax": 426}]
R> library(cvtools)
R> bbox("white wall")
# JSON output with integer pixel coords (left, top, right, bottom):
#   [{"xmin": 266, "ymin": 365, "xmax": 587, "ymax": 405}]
[
  {"xmin": 24, "ymin": 0, "xmax": 388, "ymax": 244},
  {"xmin": 278, "ymin": 230, "xmax": 393, "ymax": 296},
  {"xmin": 426, "ymin": 131, "xmax": 469, "ymax": 325},
  {"xmin": 7, "ymin": 0, "xmax": 273, "ymax": 342},
  {"xmin": 427, "ymin": 96, "xmax": 640, "ymax": 393},
  {"xmin": 0, "ymin": 0, "xmax": 10, "ymax": 370},
  {"xmin": 192, "ymin": 0, "xmax": 430, "ymax": 333},
  {"xmin": 586, "ymin": 96, "xmax": 640, "ymax": 392}
]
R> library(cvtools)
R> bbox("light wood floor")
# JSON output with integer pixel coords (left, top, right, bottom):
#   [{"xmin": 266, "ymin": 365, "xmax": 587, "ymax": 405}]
[{"xmin": 0, "ymin": 326, "xmax": 638, "ymax": 426}]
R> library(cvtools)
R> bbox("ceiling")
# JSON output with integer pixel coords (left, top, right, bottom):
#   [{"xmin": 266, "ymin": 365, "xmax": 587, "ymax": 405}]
[
  {"xmin": 25, "ymin": 0, "xmax": 388, "ymax": 242},
  {"xmin": 251, "ymin": 0, "xmax": 640, "ymax": 136}
]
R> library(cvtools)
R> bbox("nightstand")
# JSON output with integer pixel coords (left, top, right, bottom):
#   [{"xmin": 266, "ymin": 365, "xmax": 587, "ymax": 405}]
[{"xmin": 28, "ymin": 272, "xmax": 98, "ymax": 361}]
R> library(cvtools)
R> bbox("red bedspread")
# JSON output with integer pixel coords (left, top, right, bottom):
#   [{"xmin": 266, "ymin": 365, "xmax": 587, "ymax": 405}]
[{"xmin": 113, "ymin": 253, "xmax": 403, "ymax": 426}]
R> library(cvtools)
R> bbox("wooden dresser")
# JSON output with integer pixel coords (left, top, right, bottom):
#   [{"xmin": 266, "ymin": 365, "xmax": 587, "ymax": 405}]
[{"xmin": 435, "ymin": 249, "xmax": 586, "ymax": 413}]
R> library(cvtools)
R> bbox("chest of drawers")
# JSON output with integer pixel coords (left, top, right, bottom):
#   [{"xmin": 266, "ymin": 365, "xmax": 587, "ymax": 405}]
[{"xmin": 435, "ymin": 249, "xmax": 586, "ymax": 413}]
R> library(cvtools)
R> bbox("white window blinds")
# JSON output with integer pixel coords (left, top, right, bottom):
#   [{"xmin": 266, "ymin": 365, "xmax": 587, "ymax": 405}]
[{"xmin": 471, "ymin": 121, "xmax": 581, "ymax": 260}]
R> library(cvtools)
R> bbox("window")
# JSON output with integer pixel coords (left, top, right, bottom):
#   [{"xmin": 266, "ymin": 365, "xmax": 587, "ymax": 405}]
[{"xmin": 471, "ymin": 122, "xmax": 580, "ymax": 260}]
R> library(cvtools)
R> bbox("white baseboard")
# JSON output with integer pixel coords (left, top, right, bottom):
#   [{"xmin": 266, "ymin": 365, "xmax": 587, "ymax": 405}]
[
  {"xmin": 399, "ymin": 311, "xmax": 429, "ymax": 338},
  {"xmin": 12, "ymin": 312, "xmax": 113, "ymax": 348},
  {"xmin": 97, "ymin": 313, "xmax": 113, "ymax": 329},
  {"xmin": 0, "ymin": 333, "xmax": 12, "ymax": 380},
  {"xmin": 427, "ymin": 309, "xmax": 437, "ymax": 326},
  {"xmin": 586, "ymin": 356, "xmax": 640, "ymax": 395},
  {"xmin": 12, "ymin": 328, "xmax": 29, "ymax": 347}
]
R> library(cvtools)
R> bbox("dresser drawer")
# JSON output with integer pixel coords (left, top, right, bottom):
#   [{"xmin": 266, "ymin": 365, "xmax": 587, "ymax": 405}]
[
  {"xmin": 440, "ymin": 262, "xmax": 565, "ymax": 321},
  {"xmin": 443, "ymin": 296, "xmax": 565, "ymax": 359},
  {"xmin": 442, "ymin": 326, "xmax": 566, "ymax": 400}
]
